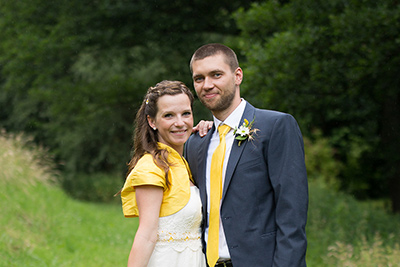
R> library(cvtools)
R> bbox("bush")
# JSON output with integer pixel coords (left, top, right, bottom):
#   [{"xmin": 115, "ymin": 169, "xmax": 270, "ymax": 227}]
[
  {"xmin": 0, "ymin": 129, "xmax": 58, "ymax": 187},
  {"xmin": 61, "ymin": 172, "xmax": 124, "ymax": 203},
  {"xmin": 304, "ymin": 129, "xmax": 342, "ymax": 190}
]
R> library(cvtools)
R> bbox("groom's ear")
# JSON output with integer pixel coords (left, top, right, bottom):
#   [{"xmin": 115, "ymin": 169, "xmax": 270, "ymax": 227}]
[{"xmin": 235, "ymin": 67, "xmax": 243, "ymax": 85}]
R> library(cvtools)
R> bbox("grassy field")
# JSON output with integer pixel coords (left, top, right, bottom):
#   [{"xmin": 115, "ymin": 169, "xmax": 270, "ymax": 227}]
[
  {"xmin": 306, "ymin": 180, "xmax": 400, "ymax": 266},
  {"xmin": 0, "ymin": 133, "xmax": 137, "ymax": 266},
  {"xmin": 1, "ymin": 132, "xmax": 400, "ymax": 266}
]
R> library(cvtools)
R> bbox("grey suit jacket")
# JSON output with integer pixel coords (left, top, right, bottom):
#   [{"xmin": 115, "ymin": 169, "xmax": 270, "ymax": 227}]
[{"xmin": 184, "ymin": 102, "xmax": 308, "ymax": 266}]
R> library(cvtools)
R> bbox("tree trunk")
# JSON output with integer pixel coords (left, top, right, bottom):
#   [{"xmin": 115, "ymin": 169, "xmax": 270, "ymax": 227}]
[{"xmin": 381, "ymin": 92, "xmax": 400, "ymax": 213}]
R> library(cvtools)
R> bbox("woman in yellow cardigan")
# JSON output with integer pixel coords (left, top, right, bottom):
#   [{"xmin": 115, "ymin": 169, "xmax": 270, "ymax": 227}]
[{"xmin": 120, "ymin": 80, "xmax": 206, "ymax": 267}]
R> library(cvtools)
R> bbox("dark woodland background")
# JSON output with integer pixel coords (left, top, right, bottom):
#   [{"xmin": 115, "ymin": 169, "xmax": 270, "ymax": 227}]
[{"xmin": 1, "ymin": 0, "xmax": 399, "ymax": 213}]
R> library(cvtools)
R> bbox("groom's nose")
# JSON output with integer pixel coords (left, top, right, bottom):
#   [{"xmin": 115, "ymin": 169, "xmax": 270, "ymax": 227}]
[{"xmin": 203, "ymin": 77, "xmax": 214, "ymax": 90}]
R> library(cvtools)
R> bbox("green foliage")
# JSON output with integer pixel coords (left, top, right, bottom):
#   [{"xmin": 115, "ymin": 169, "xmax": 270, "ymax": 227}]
[
  {"xmin": 325, "ymin": 235, "xmax": 400, "ymax": 266},
  {"xmin": 2, "ymin": 132, "xmax": 400, "ymax": 266},
  {"xmin": 234, "ymin": 0, "xmax": 400, "ymax": 209},
  {"xmin": 307, "ymin": 180, "xmax": 400, "ymax": 265},
  {"xmin": 304, "ymin": 129, "xmax": 342, "ymax": 190},
  {"xmin": 0, "ymin": 0, "xmax": 261, "ymax": 185},
  {"xmin": 62, "ymin": 172, "xmax": 124, "ymax": 203}
]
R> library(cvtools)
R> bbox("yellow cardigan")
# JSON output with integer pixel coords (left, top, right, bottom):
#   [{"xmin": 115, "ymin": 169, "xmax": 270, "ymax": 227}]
[{"xmin": 121, "ymin": 143, "xmax": 193, "ymax": 217}]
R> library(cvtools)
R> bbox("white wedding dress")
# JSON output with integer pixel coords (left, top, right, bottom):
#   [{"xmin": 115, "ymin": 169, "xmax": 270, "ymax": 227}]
[{"xmin": 147, "ymin": 186, "xmax": 206, "ymax": 267}]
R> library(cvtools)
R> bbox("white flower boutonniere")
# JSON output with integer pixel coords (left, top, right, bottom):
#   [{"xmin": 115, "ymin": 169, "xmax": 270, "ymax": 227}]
[{"xmin": 233, "ymin": 117, "xmax": 259, "ymax": 146}]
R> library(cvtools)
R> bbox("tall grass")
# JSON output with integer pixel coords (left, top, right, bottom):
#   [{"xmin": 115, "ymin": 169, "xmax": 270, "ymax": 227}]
[
  {"xmin": 307, "ymin": 180, "xmax": 400, "ymax": 266},
  {"xmin": 0, "ymin": 132, "xmax": 137, "ymax": 266},
  {"xmin": 1, "ymin": 131, "xmax": 400, "ymax": 266}
]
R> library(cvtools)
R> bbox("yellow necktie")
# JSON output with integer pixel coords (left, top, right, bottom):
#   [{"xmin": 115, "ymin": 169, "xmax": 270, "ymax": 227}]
[{"xmin": 207, "ymin": 124, "xmax": 231, "ymax": 267}]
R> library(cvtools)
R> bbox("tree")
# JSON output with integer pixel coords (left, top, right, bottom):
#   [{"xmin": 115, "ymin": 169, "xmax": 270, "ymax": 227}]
[
  {"xmin": 234, "ymin": 0, "xmax": 400, "ymax": 212},
  {"xmin": 0, "ymin": 0, "xmax": 261, "ymax": 198}
]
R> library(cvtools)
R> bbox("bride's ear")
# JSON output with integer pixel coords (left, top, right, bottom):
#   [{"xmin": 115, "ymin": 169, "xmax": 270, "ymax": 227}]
[{"xmin": 147, "ymin": 115, "xmax": 157, "ymax": 130}]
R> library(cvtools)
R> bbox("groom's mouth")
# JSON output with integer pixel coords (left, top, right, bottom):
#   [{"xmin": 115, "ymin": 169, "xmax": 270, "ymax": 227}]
[{"xmin": 203, "ymin": 92, "xmax": 219, "ymax": 100}]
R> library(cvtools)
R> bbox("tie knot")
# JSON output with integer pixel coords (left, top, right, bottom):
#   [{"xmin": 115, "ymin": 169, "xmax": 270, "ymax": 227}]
[{"xmin": 218, "ymin": 124, "xmax": 231, "ymax": 138}]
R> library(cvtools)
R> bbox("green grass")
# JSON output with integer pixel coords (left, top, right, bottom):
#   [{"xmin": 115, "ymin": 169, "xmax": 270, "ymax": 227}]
[
  {"xmin": 0, "ymin": 133, "xmax": 138, "ymax": 266},
  {"xmin": 306, "ymin": 180, "xmax": 400, "ymax": 266},
  {"xmin": 1, "ymin": 131, "xmax": 400, "ymax": 266}
]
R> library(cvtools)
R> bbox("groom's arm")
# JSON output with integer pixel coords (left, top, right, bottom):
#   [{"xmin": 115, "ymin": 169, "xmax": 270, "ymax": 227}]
[{"xmin": 267, "ymin": 114, "xmax": 308, "ymax": 266}]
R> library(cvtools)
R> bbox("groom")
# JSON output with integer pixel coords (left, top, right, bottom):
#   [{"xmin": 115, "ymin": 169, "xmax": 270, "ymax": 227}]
[{"xmin": 184, "ymin": 43, "xmax": 308, "ymax": 267}]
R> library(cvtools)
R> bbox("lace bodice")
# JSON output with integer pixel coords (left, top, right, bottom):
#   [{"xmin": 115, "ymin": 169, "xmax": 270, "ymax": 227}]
[{"xmin": 155, "ymin": 186, "xmax": 203, "ymax": 252}]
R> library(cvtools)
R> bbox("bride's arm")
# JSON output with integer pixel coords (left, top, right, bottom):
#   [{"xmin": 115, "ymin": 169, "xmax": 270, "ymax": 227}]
[{"xmin": 127, "ymin": 185, "xmax": 163, "ymax": 267}]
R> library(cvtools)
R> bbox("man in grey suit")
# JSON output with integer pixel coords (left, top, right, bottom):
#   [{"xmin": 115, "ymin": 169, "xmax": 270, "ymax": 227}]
[{"xmin": 184, "ymin": 43, "xmax": 308, "ymax": 267}]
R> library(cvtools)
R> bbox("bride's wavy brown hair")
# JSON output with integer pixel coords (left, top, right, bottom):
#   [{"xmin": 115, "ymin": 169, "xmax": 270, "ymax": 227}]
[{"xmin": 126, "ymin": 80, "xmax": 194, "ymax": 187}]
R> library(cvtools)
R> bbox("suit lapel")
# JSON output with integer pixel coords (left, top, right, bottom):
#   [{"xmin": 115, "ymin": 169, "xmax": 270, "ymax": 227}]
[{"xmin": 222, "ymin": 103, "xmax": 256, "ymax": 201}]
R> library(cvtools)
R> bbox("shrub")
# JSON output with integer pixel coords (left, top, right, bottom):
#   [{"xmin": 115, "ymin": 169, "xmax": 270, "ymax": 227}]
[
  {"xmin": 304, "ymin": 129, "xmax": 342, "ymax": 190},
  {"xmin": 61, "ymin": 172, "xmax": 124, "ymax": 203}
]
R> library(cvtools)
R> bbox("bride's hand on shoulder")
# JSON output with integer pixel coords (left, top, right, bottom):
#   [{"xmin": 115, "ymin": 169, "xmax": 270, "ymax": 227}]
[{"xmin": 192, "ymin": 120, "xmax": 213, "ymax": 137}]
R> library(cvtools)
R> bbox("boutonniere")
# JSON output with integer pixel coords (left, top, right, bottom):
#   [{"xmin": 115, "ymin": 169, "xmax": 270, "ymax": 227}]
[{"xmin": 233, "ymin": 117, "xmax": 259, "ymax": 146}]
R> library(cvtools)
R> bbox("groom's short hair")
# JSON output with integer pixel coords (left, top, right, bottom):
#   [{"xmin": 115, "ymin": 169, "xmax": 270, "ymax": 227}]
[{"xmin": 190, "ymin": 43, "xmax": 239, "ymax": 73}]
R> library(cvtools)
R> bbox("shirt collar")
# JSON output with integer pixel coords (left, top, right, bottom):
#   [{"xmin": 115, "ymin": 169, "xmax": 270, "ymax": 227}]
[{"xmin": 213, "ymin": 98, "xmax": 247, "ymax": 129}]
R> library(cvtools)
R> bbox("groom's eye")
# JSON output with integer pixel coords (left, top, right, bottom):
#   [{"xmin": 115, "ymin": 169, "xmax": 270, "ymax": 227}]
[{"xmin": 194, "ymin": 76, "xmax": 204, "ymax": 83}]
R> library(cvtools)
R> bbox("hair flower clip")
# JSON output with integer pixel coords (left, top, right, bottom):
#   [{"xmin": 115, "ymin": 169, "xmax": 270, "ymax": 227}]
[
  {"xmin": 146, "ymin": 99, "xmax": 149, "ymax": 105},
  {"xmin": 233, "ymin": 117, "xmax": 259, "ymax": 146}
]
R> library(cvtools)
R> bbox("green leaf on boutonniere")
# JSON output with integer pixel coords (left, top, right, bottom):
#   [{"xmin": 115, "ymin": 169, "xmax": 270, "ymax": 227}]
[{"xmin": 233, "ymin": 117, "xmax": 258, "ymax": 146}]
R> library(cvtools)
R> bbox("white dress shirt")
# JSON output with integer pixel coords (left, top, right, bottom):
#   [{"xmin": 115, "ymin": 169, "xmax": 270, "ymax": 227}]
[{"xmin": 205, "ymin": 99, "xmax": 247, "ymax": 259}]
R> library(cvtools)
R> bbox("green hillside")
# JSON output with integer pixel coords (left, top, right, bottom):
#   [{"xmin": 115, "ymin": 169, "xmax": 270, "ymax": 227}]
[
  {"xmin": 1, "ymin": 131, "xmax": 400, "ymax": 266},
  {"xmin": 0, "ymin": 132, "xmax": 137, "ymax": 266}
]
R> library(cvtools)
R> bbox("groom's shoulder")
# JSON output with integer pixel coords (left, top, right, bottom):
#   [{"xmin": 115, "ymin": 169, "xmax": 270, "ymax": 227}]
[
  {"xmin": 250, "ymin": 106, "xmax": 300, "ymax": 132},
  {"xmin": 246, "ymin": 102, "xmax": 283, "ymax": 117},
  {"xmin": 185, "ymin": 133, "xmax": 207, "ymax": 161},
  {"xmin": 253, "ymin": 106, "xmax": 293, "ymax": 121},
  {"xmin": 186, "ymin": 132, "xmax": 206, "ymax": 147}
]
